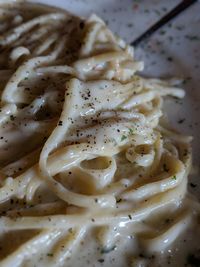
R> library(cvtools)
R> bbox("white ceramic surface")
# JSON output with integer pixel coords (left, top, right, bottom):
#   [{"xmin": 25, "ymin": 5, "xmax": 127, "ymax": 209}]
[{"xmin": 31, "ymin": 0, "xmax": 200, "ymax": 196}]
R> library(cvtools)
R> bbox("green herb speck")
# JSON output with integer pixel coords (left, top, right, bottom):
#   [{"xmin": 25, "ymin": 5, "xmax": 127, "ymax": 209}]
[
  {"xmin": 47, "ymin": 253, "xmax": 53, "ymax": 257},
  {"xmin": 129, "ymin": 128, "xmax": 135, "ymax": 135},
  {"xmin": 121, "ymin": 135, "xmax": 127, "ymax": 141}
]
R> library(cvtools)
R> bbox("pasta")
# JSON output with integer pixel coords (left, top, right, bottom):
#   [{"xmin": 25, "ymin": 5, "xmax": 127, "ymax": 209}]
[{"xmin": 0, "ymin": 1, "xmax": 198, "ymax": 267}]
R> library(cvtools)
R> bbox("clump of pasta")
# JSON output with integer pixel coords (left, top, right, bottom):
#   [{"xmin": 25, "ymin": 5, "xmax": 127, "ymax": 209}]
[{"xmin": 0, "ymin": 2, "xmax": 197, "ymax": 267}]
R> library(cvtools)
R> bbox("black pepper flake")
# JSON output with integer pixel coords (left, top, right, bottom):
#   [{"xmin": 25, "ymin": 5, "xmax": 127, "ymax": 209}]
[
  {"xmin": 98, "ymin": 259, "xmax": 104, "ymax": 263},
  {"xmin": 185, "ymin": 35, "xmax": 200, "ymax": 41},
  {"xmin": 167, "ymin": 57, "xmax": 173, "ymax": 62},
  {"xmin": 58, "ymin": 120, "xmax": 63, "ymax": 126},
  {"xmin": 79, "ymin": 21, "xmax": 85, "ymax": 29},
  {"xmin": 127, "ymin": 23, "xmax": 134, "ymax": 28},
  {"xmin": 183, "ymin": 149, "xmax": 188, "ymax": 157},
  {"xmin": 190, "ymin": 182, "xmax": 197, "ymax": 188},
  {"xmin": 165, "ymin": 218, "xmax": 171, "ymax": 224},
  {"xmin": 178, "ymin": 118, "xmax": 185, "ymax": 124},
  {"xmin": 10, "ymin": 115, "xmax": 15, "ymax": 121},
  {"xmin": 149, "ymin": 254, "xmax": 155, "ymax": 260},
  {"xmin": 163, "ymin": 163, "xmax": 169, "ymax": 172}
]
